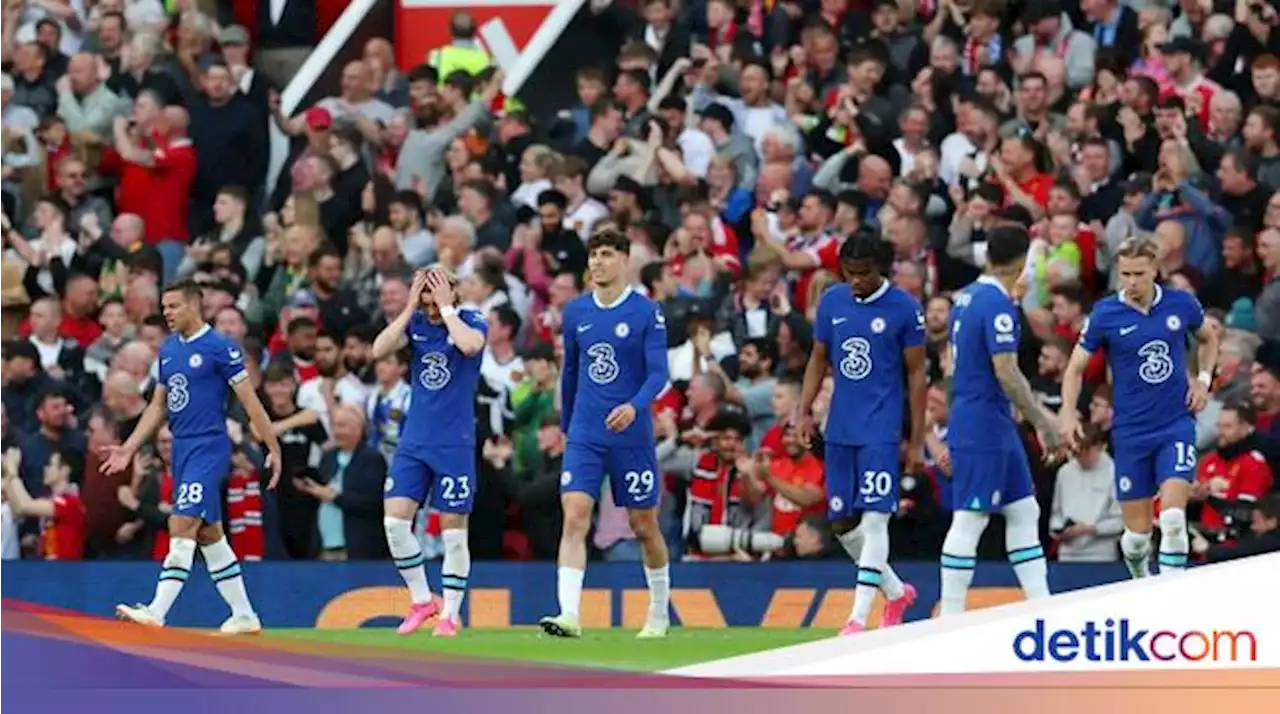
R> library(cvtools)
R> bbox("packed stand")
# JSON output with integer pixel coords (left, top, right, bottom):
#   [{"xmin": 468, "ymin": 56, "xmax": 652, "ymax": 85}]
[{"xmin": 2, "ymin": 0, "xmax": 1279, "ymax": 565}]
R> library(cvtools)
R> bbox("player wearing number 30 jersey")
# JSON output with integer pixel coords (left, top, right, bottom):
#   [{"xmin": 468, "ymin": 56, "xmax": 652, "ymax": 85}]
[
  {"xmin": 372, "ymin": 266, "xmax": 488, "ymax": 638},
  {"xmin": 541, "ymin": 229, "xmax": 672, "ymax": 640},
  {"xmin": 1059, "ymin": 238, "xmax": 1218, "ymax": 579},
  {"xmin": 797, "ymin": 232, "xmax": 926, "ymax": 636}
]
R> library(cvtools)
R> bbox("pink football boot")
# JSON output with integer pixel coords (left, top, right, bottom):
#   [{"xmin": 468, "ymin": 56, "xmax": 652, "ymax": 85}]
[
  {"xmin": 880, "ymin": 583, "xmax": 918, "ymax": 628},
  {"xmin": 431, "ymin": 617, "xmax": 460, "ymax": 637},
  {"xmin": 396, "ymin": 598, "xmax": 441, "ymax": 635},
  {"xmin": 838, "ymin": 620, "xmax": 867, "ymax": 636}
]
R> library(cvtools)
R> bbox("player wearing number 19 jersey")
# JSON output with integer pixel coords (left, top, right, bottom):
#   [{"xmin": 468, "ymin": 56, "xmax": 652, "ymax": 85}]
[
  {"xmin": 797, "ymin": 233, "xmax": 926, "ymax": 635},
  {"xmin": 373, "ymin": 266, "xmax": 488, "ymax": 638},
  {"xmin": 941, "ymin": 226, "xmax": 1057, "ymax": 616},
  {"xmin": 541, "ymin": 229, "xmax": 671, "ymax": 640},
  {"xmin": 1059, "ymin": 238, "xmax": 1217, "ymax": 578}
]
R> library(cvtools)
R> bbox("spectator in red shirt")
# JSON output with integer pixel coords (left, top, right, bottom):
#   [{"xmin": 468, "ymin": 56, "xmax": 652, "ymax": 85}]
[
  {"xmin": 994, "ymin": 134, "xmax": 1053, "ymax": 216},
  {"xmin": 1192, "ymin": 403, "xmax": 1275, "ymax": 541},
  {"xmin": 106, "ymin": 104, "xmax": 198, "ymax": 283},
  {"xmin": 744, "ymin": 425, "xmax": 825, "ymax": 537},
  {"xmin": 18, "ymin": 273, "xmax": 102, "ymax": 348},
  {"xmin": 2, "ymin": 448, "xmax": 86, "ymax": 560}
]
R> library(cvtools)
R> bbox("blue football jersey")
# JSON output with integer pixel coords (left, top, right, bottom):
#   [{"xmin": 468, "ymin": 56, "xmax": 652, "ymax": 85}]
[
  {"xmin": 157, "ymin": 325, "xmax": 247, "ymax": 438},
  {"xmin": 1079, "ymin": 284, "xmax": 1203, "ymax": 438},
  {"xmin": 561, "ymin": 287, "xmax": 669, "ymax": 448},
  {"xmin": 948, "ymin": 276, "xmax": 1023, "ymax": 451},
  {"xmin": 814, "ymin": 281, "xmax": 925, "ymax": 446},
  {"xmin": 400, "ymin": 308, "xmax": 488, "ymax": 449}
]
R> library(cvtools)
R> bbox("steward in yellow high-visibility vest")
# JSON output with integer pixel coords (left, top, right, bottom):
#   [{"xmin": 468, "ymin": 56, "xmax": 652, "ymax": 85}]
[{"xmin": 427, "ymin": 10, "xmax": 492, "ymax": 86}]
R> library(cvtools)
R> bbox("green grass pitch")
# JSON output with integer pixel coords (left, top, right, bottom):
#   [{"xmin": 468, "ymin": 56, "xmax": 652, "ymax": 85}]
[{"xmin": 270, "ymin": 628, "xmax": 830, "ymax": 671}]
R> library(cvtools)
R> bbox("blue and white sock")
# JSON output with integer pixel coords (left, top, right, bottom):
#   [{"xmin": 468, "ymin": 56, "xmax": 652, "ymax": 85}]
[
  {"xmin": 385, "ymin": 516, "xmax": 433, "ymax": 604},
  {"xmin": 1158, "ymin": 509, "xmax": 1189, "ymax": 574},
  {"xmin": 940, "ymin": 511, "xmax": 989, "ymax": 616},
  {"xmin": 202, "ymin": 537, "xmax": 255, "ymax": 618},
  {"xmin": 1003, "ymin": 497, "xmax": 1049, "ymax": 599},
  {"xmin": 441, "ymin": 528, "xmax": 470, "ymax": 620},
  {"xmin": 149, "ymin": 537, "xmax": 196, "ymax": 622}
]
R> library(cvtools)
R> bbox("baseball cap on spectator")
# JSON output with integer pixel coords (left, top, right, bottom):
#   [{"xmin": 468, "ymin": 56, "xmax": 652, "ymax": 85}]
[
  {"xmin": 288, "ymin": 289, "xmax": 319, "ymax": 309},
  {"xmin": 220, "ymin": 25, "xmax": 250, "ymax": 47},
  {"xmin": 698, "ymin": 103, "xmax": 735, "ymax": 132},
  {"xmin": 1119, "ymin": 172, "xmax": 1152, "ymax": 194},
  {"xmin": 304, "ymin": 106, "xmax": 333, "ymax": 131},
  {"xmin": 198, "ymin": 53, "xmax": 227, "ymax": 72},
  {"xmin": 1157, "ymin": 36, "xmax": 1202, "ymax": 59},
  {"xmin": 1023, "ymin": 0, "xmax": 1062, "ymax": 24}
]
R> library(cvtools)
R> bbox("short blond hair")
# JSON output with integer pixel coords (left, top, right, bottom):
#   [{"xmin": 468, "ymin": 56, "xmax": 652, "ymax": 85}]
[{"xmin": 1114, "ymin": 236, "xmax": 1161, "ymax": 261}]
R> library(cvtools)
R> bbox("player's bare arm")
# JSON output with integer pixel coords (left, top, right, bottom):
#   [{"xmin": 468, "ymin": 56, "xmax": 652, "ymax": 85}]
[
  {"xmin": 992, "ymin": 352, "xmax": 1060, "ymax": 450},
  {"xmin": 795, "ymin": 339, "xmax": 830, "ymax": 444},
  {"xmin": 904, "ymin": 343, "xmax": 928, "ymax": 474},
  {"xmin": 1187, "ymin": 322, "xmax": 1219, "ymax": 413},
  {"xmin": 100, "ymin": 385, "xmax": 169, "ymax": 475},
  {"xmin": 233, "ymin": 378, "xmax": 283, "ymax": 490},
  {"xmin": 371, "ymin": 270, "xmax": 430, "ymax": 359},
  {"xmin": 428, "ymin": 268, "xmax": 486, "ymax": 355},
  {"xmin": 1057, "ymin": 344, "xmax": 1093, "ymax": 449}
]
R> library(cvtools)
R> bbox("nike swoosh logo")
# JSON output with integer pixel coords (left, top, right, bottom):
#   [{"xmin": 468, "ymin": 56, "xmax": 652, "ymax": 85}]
[
  {"xmin": 160, "ymin": 358, "xmax": 171, "ymax": 365},
  {"xmin": 1120, "ymin": 326, "xmax": 1138, "ymax": 335},
  {"xmin": 833, "ymin": 317, "xmax": 847, "ymax": 325},
  {"xmin": 577, "ymin": 324, "xmax": 592, "ymax": 333},
  {"xmin": 411, "ymin": 334, "xmax": 427, "ymax": 341}
]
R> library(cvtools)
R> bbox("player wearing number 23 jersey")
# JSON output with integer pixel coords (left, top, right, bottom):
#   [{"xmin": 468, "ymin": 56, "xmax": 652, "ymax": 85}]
[
  {"xmin": 1077, "ymin": 284, "xmax": 1204, "ymax": 500},
  {"xmin": 814, "ymin": 281, "xmax": 925, "ymax": 518},
  {"xmin": 157, "ymin": 324, "xmax": 248, "ymax": 524},
  {"xmin": 560, "ymin": 286, "xmax": 669, "ymax": 509},
  {"xmin": 386, "ymin": 308, "xmax": 488, "ymax": 512}
]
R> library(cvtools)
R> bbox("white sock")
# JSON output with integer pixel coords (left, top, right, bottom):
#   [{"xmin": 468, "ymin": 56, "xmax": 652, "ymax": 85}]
[
  {"xmin": 557, "ymin": 566, "xmax": 585, "ymax": 619},
  {"xmin": 441, "ymin": 528, "xmax": 470, "ymax": 620},
  {"xmin": 149, "ymin": 537, "xmax": 196, "ymax": 622},
  {"xmin": 1121, "ymin": 528, "xmax": 1152, "ymax": 579},
  {"xmin": 836, "ymin": 528, "xmax": 864, "ymax": 563},
  {"xmin": 385, "ymin": 516, "xmax": 434, "ymax": 604},
  {"xmin": 1157, "ymin": 508, "xmax": 1189, "ymax": 574},
  {"xmin": 643, "ymin": 564, "xmax": 670, "ymax": 623},
  {"xmin": 940, "ymin": 510, "xmax": 989, "ymax": 616},
  {"xmin": 1002, "ymin": 498, "xmax": 1049, "ymax": 599},
  {"xmin": 851, "ymin": 514, "xmax": 891, "ymax": 625},
  {"xmin": 201, "ymin": 537, "xmax": 255, "ymax": 617}
]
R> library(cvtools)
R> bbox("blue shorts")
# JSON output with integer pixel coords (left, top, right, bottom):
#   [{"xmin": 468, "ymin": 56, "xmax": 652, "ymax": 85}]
[
  {"xmin": 561, "ymin": 442, "xmax": 661, "ymax": 510},
  {"xmin": 1113, "ymin": 421, "xmax": 1197, "ymax": 502},
  {"xmin": 386, "ymin": 445, "xmax": 476, "ymax": 514},
  {"xmin": 172, "ymin": 433, "xmax": 231, "ymax": 524},
  {"xmin": 824, "ymin": 442, "xmax": 901, "ymax": 519},
  {"xmin": 950, "ymin": 446, "xmax": 1035, "ymax": 513}
]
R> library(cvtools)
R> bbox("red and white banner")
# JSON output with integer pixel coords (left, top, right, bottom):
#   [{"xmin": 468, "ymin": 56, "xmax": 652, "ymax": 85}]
[{"xmin": 395, "ymin": 0, "xmax": 585, "ymax": 95}]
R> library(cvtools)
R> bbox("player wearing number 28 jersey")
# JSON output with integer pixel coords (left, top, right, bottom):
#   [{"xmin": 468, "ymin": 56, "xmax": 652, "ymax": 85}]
[
  {"xmin": 1059, "ymin": 238, "xmax": 1218, "ymax": 579},
  {"xmin": 541, "ymin": 230, "xmax": 672, "ymax": 640}
]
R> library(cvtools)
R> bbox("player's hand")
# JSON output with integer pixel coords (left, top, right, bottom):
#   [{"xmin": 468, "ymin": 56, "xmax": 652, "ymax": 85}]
[
  {"xmin": 793, "ymin": 410, "xmax": 815, "ymax": 448},
  {"xmin": 426, "ymin": 268, "xmax": 456, "ymax": 309},
  {"xmin": 1056, "ymin": 412, "xmax": 1083, "ymax": 453},
  {"xmin": 605, "ymin": 403, "xmax": 637, "ymax": 432},
  {"xmin": 265, "ymin": 445, "xmax": 282, "ymax": 490},
  {"xmin": 98, "ymin": 443, "xmax": 137, "ymax": 476},
  {"xmin": 1186, "ymin": 379, "xmax": 1209, "ymax": 412},
  {"xmin": 903, "ymin": 442, "xmax": 925, "ymax": 475},
  {"xmin": 408, "ymin": 269, "xmax": 431, "ymax": 310},
  {"xmin": 934, "ymin": 446, "xmax": 952, "ymax": 476}
]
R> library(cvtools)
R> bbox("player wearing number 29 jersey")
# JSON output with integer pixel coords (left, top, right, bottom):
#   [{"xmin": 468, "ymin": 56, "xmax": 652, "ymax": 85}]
[{"xmin": 560, "ymin": 286, "xmax": 669, "ymax": 508}]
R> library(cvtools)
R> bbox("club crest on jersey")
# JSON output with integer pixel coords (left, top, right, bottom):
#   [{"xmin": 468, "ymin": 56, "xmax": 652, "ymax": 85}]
[
  {"xmin": 1118, "ymin": 476, "xmax": 1132, "ymax": 493},
  {"xmin": 188, "ymin": 354, "xmax": 203, "ymax": 368},
  {"xmin": 384, "ymin": 478, "xmax": 394, "ymax": 493},
  {"xmin": 561, "ymin": 471, "xmax": 572, "ymax": 486},
  {"xmin": 615, "ymin": 322, "xmax": 630, "ymax": 338},
  {"xmin": 1167, "ymin": 315, "xmax": 1182, "ymax": 331},
  {"xmin": 829, "ymin": 496, "xmax": 844, "ymax": 512},
  {"xmin": 871, "ymin": 317, "xmax": 886, "ymax": 334}
]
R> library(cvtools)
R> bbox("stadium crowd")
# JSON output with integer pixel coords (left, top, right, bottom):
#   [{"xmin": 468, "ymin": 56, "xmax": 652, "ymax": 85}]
[{"xmin": 3, "ymin": 0, "xmax": 1280, "ymax": 566}]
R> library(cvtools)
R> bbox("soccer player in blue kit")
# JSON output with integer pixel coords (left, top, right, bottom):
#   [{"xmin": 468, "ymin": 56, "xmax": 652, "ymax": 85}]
[
  {"xmin": 540, "ymin": 229, "xmax": 671, "ymax": 639},
  {"xmin": 1058, "ymin": 237, "xmax": 1217, "ymax": 577},
  {"xmin": 371, "ymin": 267, "xmax": 487, "ymax": 637},
  {"xmin": 104, "ymin": 280, "xmax": 282, "ymax": 633},
  {"xmin": 795, "ymin": 233, "xmax": 929, "ymax": 635},
  {"xmin": 941, "ymin": 226, "xmax": 1060, "ymax": 615}
]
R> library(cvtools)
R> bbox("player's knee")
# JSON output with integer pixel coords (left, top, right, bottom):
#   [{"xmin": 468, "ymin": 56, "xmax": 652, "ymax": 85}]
[
  {"xmin": 626, "ymin": 508, "xmax": 660, "ymax": 540},
  {"xmin": 829, "ymin": 514, "xmax": 862, "ymax": 536},
  {"xmin": 439, "ymin": 512, "xmax": 468, "ymax": 531},
  {"xmin": 195, "ymin": 522, "xmax": 223, "ymax": 545},
  {"xmin": 383, "ymin": 515, "xmax": 414, "ymax": 545},
  {"xmin": 1159, "ymin": 508, "xmax": 1187, "ymax": 539},
  {"xmin": 168, "ymin": 515, "xmax": 201, "ymax": 539},
  {"xmin": 1003, "ymin": 497, "xmax": 1041, "ymax": 529},
  {"xmin": 383, "ymin": 497, "xmax": 417, "ymax": 521}
]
